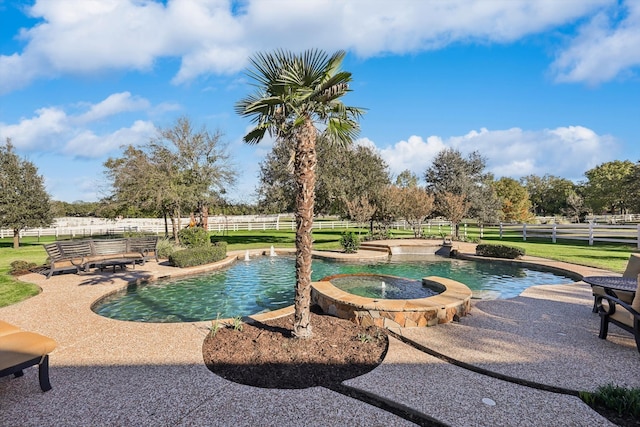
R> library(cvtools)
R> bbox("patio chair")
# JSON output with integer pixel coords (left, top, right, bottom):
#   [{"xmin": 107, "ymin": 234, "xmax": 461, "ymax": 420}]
[
  {"xmin": 595, "ymin": 274, "xmax": 640, "ymax": 353},
  {"xmin": 591, "ymin": 253, "xmax": 640, "ymax": 312},
  {"xmin": 0, "ymin": 320, "xmax": 57, "ymax": 391}
]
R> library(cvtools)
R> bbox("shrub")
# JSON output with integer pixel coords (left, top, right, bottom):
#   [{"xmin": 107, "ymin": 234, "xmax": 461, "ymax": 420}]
[
  {"xmin": 9, "ymin": 260, "xmax": 37, "ymax": 275},
  {"xmin": 475, "ymin": 244, "xmax": 525, "ymax": 259},
  {"xmin": 169, "ymin": 241, "xmax": 228, "ymax": 267},
  {"xmin": 580, "ymin": 384, "xmax": 640, "ymax": 419},
  {"xmin": 156, "ymin": 238, "xmax": 180, "ymax": 259},
  {"xmin": 339, "ymin": 231, "xmax": 361, "ymax": 254},
  {"xmin": 178, "ymin": 226, "xmax": 210, "ymax": 248}
]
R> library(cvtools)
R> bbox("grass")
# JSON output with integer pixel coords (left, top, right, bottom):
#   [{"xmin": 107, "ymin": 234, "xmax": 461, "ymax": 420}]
[
  {"xmin": 0, "ymin": 237, "xmax": 51, "ymax": 307},
  {"xmin": 476, "ymin": 228, "xmax": 634, "ymax": 273},
  {"xmin": 0, "ymin": 225, "xmax": 637, "ymax": 308}
]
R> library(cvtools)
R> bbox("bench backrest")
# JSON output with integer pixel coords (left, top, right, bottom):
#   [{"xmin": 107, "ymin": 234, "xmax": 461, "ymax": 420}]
[
  {"xmin": 92, "ymin": 239, "xmax": 129, "ymax": 256},
  {"xmin": 128, "ymin": 236, "xmax": 158, "ymax": 253},
  {"xmin": 57, "ymin": 240, "xmax": 93, "ymax": 259},
  {"xmin": 43, "ymin": 243, "xmax": 64, "ymax": 261}
]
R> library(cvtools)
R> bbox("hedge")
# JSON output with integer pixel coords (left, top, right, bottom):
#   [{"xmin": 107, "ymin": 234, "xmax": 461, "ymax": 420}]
[
  {"xmin": 475, "ymin": 244, "xmax": 525, "ymax": 259},
  {"xmin": 169, "ymin": 242, "xmax": 228, "ymax": 267}
]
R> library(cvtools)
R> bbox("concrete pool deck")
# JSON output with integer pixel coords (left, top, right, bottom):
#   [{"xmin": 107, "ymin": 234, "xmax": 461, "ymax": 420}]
[{"xmin": 0, "ymin": 240, "xmax": 638, "ymax": 426}]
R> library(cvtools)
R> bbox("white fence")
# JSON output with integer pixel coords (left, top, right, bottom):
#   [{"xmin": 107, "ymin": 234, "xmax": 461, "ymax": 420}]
[
  {"xmin": 1, "ymin": 217, "xmax": 454, "ymax": 240},
  {"xmin": 498, "ymin": 223, "xmax": 640, "ymax": 248}
]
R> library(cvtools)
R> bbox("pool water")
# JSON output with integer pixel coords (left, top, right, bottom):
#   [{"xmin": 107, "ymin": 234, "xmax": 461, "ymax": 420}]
[
  {"xmin": 92, "ymin": 255, "xmax": 576, "ymax": 322},
  {"xmin": 327, "ymin": 274, "xmax": 441, "ymax": 299}
]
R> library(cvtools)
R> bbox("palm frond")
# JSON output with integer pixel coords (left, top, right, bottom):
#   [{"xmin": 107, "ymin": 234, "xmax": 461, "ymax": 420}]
[
  {"xmin": 243, "ymin": 125, "xmax": 269, "ymax": 145},
  {"xmin": 237, "ymin": 48, "xmax": 364, "ymax": 147}
]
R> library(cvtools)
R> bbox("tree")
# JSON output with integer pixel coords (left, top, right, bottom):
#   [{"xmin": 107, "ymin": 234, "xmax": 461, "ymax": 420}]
[
  {"xmin": 344, "ymin": 194, "xmax": 376, "ymax": 232},
  {"xmin": 395, "ymin": 186, "xmax": 435, "ymax": 237},
  {"xmin": 327, "ymin": 145, "xmax": 389, "ymax": 216},
  {"xmin": 395, "ymin": 169, "xmax": 419, "ymax": 188},
  {"xmin": 424, "ymin": 148, "xmax": 501, "ymax": 226},
  {"xmin": 438, "ymin": 191, "xmax": 470, "ymax": 238},
  {"xmin": 626, "ymin": 162, "xmax": 640, "ymax": 214},
  {"xmin": 520, "ymin": 174, "xmax": 576, "ymax": 216},
  {"xmin": 257, "ymin": 138, "xmax": 389, "ymax": 216},
  {"xmin": 236, "ymin": 49, "xmax": 364, "ymax": 338},
  {"xmin": 493, "ymin": 177, "xmax": 533, "ymax": 222},
  {"xmin": 582, "ymin": 160, "xmax": 635, "ymax": 214},
  {"xmin": 370, "ymin": 185, "xmax": 402, "ymax": 238},
  {"xmin": 562, "ymin": 191, "xmax": 588, "ymax": 223},
  {"xmin": 0, "ymin": 139, "xmax": 53, "ymax": 248},
  {"xmin": 104, "ymin": 117, "xmax": 235, "ymax": 242}
]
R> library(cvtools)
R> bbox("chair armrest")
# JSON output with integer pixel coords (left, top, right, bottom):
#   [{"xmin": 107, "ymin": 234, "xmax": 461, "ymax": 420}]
[{"xmin": 596, "ymin": 293, "xmax": 640, "ymax": 318}]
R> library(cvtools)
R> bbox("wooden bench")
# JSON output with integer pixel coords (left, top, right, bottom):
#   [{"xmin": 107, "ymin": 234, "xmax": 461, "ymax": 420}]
[
  {"xmin": 43, "ymin": 236, "xmax": 159, "ymax": 278},
  {"xmin": 0, "ymin": 320, "xmax": 57, "ymax": 392}
]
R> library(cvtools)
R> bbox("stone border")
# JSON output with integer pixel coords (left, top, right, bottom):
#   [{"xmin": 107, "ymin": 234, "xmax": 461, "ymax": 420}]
[{"xmin": 311, "ymin": 276, "xmax": 472, "ymax": 328}]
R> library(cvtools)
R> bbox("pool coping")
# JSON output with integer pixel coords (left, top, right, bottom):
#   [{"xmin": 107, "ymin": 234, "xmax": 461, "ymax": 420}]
[{"xmin": 88, "ymin": 240, "xmax": 597, "ymax": 326}]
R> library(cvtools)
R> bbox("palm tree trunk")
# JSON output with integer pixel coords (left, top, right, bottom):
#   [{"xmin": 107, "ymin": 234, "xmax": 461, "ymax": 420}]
[{"xmin": 292, "ymin": 119, "xmax": 317, "ymax": 339}]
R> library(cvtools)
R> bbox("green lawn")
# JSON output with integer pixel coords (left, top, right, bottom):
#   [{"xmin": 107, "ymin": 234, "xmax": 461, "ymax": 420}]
[
  {"xmin": 0, "ymin": 225, "xmax": 636, "ymax": 308},
  {"xmin": 0, "ymin": 237, "xmax": 52, "ymax": 307}
]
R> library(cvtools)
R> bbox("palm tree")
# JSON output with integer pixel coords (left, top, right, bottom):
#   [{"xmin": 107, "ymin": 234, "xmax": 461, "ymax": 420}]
[{"xmin": 236, "ymin": 49, "xmax": 364, "ymax": 338}]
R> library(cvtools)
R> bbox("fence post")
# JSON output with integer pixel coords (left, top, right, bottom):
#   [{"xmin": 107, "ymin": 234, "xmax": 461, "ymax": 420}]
[
  {"xmin": 637, "ymin": 224, "xmax": 640, "ymax": 250},
  {"xmin": 499, "ymin": 223, "xmax": 503, "ymax": 239},
  {"xmin": 480, "ymin": 224, "xmax": 484, "ymax": 238},
  {"xmin": 523, "ymin": 224, "xmax": 527, "ymax": 241},
  {"xmin": 589, "ymin": 222, "xmax": 594, "ymax": 246},
  {"xmin": 464, "ymin": 223, "xmax": 467, "ymax": 238},
  {"xmin": 552, "ymin": 224, "xmax": 557, "ymax": 243}
]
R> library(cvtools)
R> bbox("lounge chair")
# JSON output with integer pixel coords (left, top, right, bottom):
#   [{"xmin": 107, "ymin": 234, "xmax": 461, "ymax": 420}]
[
  {"xmin": 595, "ymin": 274, "xmax": 640, "ymax": 352},
  {"xmin": 0, "ymin": 320, "xmax": 57, "ymax": 391},
  {"xmin": 591, "ymin": 253, "xmax": 640, "ymax": 312}
]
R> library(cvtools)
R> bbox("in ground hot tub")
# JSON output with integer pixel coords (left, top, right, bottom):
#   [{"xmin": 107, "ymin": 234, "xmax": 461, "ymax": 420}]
[{"xmin": 312, "ymin": 273, "xmax": 472, "ymax": 328}]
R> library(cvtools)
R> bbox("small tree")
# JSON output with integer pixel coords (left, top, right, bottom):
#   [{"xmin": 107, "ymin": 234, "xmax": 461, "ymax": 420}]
[
  {"xmin": 493, "ymin": 177, "xmax": 533, "ymax": 223},
  {"xmin": 396, "ymin": 186, "xmax": 435, "ymax": 238},
  {"xmin": 344, "ymin": 194, "xmax": 376, "ymax": 234},
  {"xmin": 437, "ymin": 191, "xmax": 470, "ymax": 239},
  {"xmin": 0, "ymin": 139, "xmax": 53, "ymax": 248},
  {"xmin": 370, "ymin": 186, "xmax": 401, "ymax": 239}
]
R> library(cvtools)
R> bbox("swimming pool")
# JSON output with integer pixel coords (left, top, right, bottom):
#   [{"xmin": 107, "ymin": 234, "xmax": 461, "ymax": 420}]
[{"xmin": 92, "ymin": 255, "xmax": 577, "ymax": 323}]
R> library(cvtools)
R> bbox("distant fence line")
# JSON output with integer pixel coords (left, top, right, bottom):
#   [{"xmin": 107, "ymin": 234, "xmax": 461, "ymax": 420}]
[
  {"xmin": 536, "ymin": 214, "xmax": 640, "ymax": 224},
  {"xmin": 1, "ymin": 217, "xmax": 454, "ymax": 240},
  {"xmin": 499, "ymin": 223, "xmax": 640, "ymax": 249},
  {"xmin": 6, "ymin": 216, "xmax": 639, "ymax": 248}
]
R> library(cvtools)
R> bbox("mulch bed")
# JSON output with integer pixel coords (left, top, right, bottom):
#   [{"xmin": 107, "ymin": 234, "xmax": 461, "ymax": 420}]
[{"xmin": 203, "ymin": 309, "xmax": 388, "ymax": 389}]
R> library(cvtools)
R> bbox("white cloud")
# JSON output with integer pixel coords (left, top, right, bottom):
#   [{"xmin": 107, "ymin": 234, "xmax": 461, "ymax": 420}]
[
  {"xmin": 75, "ymin": 92, "xmax": 150, "ymax": 123},
  {"xmin": 64, "ymin": 120, "xmax": 156, "ymax": 158},
  {"xmin": 378, "ymin": 135, "xmax": 446, "ymax": 178},
  {"xmin": 0, "ymin": 107, "xmax": 69, "ymax": 150},
  {"xmin": 551, "ymin": 1, "xmax": 640, "ymax": 84},
  {"xmin": 1, "ymin": 0, "xmax": 624, "ymax": 93},
  {"xmin": 370, "ymin": 126, "xmax": 617, "ymax": 182},
  {"xmin": 0, "ymin": 92, "xmax": 156, "ymax": 157}
]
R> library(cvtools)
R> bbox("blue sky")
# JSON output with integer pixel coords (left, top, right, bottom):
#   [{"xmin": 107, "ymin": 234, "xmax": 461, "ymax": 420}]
[{"xmin": 1, "ymin": 0, "xmax": 639, "ymax": 203}]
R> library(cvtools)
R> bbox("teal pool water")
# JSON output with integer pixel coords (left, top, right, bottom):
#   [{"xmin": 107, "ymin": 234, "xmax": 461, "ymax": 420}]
[
  {"xmin": 327, "ymin": 274, "xmax": 441, "ymax": 299},
  {"xmin": 92, "ymin": 255, "xmax": 577, "ymax": 322}
]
